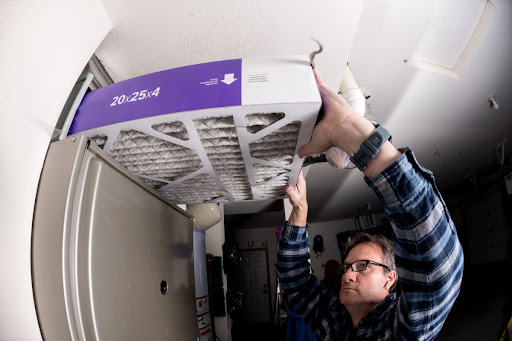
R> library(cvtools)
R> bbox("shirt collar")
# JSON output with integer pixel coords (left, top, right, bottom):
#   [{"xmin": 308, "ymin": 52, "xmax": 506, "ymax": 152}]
[{"xmin": 359, "ymin": 292, "xmax": 397, "ymax": 327}]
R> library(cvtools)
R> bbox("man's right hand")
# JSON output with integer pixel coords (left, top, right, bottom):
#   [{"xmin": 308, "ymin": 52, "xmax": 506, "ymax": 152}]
[
  {"xmin": 300, "ymin": 69, "xmax": 401, "ymax": 178},
  {"xmin": 299, "ymin": 70, "xmax": 375, "ymax": 159}
]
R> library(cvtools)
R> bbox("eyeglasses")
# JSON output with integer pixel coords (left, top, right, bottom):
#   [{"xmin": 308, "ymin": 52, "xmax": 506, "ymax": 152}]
[{"xmin": 339, "ymin": 260, "xmax": 390, "ymax": 274}]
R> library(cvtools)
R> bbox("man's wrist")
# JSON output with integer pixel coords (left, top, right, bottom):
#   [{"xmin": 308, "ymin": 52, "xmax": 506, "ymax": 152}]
[
  {"xmin": 363, "ymin": 142, "xmax": 402, "ymax": 178},
  {"xmin": 350, "ymin": 125, "xmax": 391, "ymax": 171},
  {"xmin": 333, "ymin": 115, "xmax": 375, "ymax": 156},
  {"xmin": 294, "ymin": 202, "xmax": 308, "ymax": 211},
  {"xmin": 330, "ymin": 115, "xmax": 401, "ymax": 177},
  {"xmin": 288, "ymin": 203, "xmax": 308, "ymax": 226}
]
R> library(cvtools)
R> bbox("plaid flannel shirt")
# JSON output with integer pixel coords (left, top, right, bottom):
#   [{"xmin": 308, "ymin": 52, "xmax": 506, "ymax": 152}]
[{"xmin": 277, "ymin": 149, "xmax": 464, "ymax": 341}]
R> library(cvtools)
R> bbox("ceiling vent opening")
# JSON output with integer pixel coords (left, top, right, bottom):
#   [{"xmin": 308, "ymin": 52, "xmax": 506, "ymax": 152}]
[{"xmin": 407, "ymin": 0, "xmax": 495, "ymax": 78}]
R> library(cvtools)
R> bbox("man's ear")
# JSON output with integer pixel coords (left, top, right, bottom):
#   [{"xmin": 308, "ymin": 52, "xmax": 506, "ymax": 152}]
[{"xmin": 385, "ymin": 270, "xmax": 397, "ymax": 290}]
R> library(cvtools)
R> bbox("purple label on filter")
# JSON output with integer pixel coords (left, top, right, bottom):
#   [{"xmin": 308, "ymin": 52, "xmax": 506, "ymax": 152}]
[{"xmin": 68, "ymin": 59, "xmax": 242, "ymax": 134}]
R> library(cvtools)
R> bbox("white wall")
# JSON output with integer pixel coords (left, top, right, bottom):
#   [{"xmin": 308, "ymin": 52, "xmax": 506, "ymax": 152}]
[
  {"xmin": 308, "ymin": 214, "xmax": 387, "ymax": 277},
  {"xmin": 308, "ymin": 219, "xmax": 351, "ymax": 277},
  {"xmin": 284, "ymin": 198, "xmax": 388, "ymax": 278},
  {"xmin": 205, "ymin": 204, "xmax": 231, "ymax": 341},
  {"xmin": 0, "ymin": 1, "xmax": 111, "ymax": 339},
  {"xmin": 231, "ymin": 212, "xmax": 387, "ymax": 322}
]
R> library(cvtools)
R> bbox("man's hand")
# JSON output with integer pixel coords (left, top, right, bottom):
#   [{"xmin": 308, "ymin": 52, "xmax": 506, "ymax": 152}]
[
  {"xmin": 299, "ymin": 70, "xmax": 375, "ymax": 159},
  {"xmin": 286, "ymin": 170, "xmax": 308, "ymax": 226},
  {"xmin": 300, "ymin": 69, "xmax": 401, "ymax": 178},
  {"xmin": 285, "ymin": 170, "xmax": 307, "ymax": 207}
]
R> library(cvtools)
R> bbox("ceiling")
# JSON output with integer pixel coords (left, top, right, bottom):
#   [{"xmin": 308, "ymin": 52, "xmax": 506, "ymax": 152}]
[{"xmin": 93, "ymin": 0, "xmax": 512, "ymax": 224}]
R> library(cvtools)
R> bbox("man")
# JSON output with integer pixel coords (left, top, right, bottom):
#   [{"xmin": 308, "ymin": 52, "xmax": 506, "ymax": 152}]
[{"xmin": 276, "ymin": 70, "xmax": 464, "ymax": 341}]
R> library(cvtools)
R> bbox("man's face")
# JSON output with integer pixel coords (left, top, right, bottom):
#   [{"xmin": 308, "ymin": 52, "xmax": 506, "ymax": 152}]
[{"xmin": 339, "ymin": 242, "xmax": 391, "ymax": 307}]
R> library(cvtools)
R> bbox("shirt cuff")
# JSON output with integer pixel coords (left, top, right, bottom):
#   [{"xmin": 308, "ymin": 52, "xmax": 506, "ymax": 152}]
[{"xmin": 282, "ymin": 221, "xmax": 309, "ymax": 242}]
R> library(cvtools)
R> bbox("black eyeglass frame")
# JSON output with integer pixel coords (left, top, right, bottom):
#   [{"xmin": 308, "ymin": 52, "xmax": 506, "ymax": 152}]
[{"xmin": 340, "ymin": 259, "xmax": 390, "ymax": 274}]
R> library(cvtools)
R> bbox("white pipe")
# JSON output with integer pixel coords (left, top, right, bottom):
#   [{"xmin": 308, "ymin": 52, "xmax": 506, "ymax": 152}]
[
  {"xmin": 325, "ymin": 66, "xmax": 367, "ymax": 169},
  {"xmin": 339, "ymin": 66, "xmax": 366, "ymax": 116}
]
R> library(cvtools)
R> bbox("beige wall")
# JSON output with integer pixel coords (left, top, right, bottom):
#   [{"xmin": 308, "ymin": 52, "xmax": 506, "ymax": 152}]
[{"xmin": 0, "ymin": 1, "xmax": 111, "ymax": 339}]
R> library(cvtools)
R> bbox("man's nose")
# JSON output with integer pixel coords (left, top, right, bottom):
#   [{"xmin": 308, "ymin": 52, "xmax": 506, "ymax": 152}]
[{"xmin": 342, "ymin": 268, "xmax": 357, "ymax": 282}]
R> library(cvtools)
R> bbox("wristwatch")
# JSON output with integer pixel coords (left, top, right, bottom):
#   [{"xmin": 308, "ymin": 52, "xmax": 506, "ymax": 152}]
[{"xmin": 350, "ymin": 125, "xmax": 391, "ymax": 171}]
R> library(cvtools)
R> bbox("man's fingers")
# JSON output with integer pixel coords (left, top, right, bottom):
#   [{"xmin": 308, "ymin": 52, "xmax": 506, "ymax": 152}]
[
  {"xmin": 285, "ymin": 184, "xmax": 293, "ymax": 195},
  {"xmin": 313, "ymin": 69, "xmax": 327, "ymax": 88},
  {"xmin": 314, "ymin": 70, "xmax": 339, "ymax": 104},
  {"xmin": 298, "ymin": 143, "xmax": 313, "ymax": 158},
  {"xmin": 299, "ymin": 137, "xmax": 326, "ymax": 158},
  {"xmin": 296, "ymin": 170, "xmax": 305, "ymax": 190},
  {"xmin": 297, "ymin": 169, "xmax": 304, "ymax": 182}
]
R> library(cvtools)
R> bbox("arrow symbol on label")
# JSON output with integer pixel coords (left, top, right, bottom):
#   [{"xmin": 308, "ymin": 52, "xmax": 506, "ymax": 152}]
[{"xmin": 221, "ymin": 73, "xmax": 237, "ymax": 85}]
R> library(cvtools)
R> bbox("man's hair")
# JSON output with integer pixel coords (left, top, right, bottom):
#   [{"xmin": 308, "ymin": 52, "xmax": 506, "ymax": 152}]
[{"xmin": 342, "ymin": 232, "xmax": 397, "ymax": 292}]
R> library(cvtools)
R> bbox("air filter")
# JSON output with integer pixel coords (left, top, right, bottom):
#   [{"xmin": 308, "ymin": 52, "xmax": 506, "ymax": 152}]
[{"xmin": 67, "ymin": 55, "xmax": 321, "ymax": 204}]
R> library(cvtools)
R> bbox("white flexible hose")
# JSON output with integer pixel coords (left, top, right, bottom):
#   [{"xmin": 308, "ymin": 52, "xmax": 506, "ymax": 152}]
[
  {"xmin": 325, "ymin": 66, "xmax": 366, "ymax": 169},
  {"xmin": 339, "ymin": 66, "xmax": 366, "ymax": 116}
]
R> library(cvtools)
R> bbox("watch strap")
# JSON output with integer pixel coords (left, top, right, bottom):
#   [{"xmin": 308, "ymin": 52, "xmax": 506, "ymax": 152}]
[{"xmin": 350, "ymin": 125, "xmax": 391, "ymax": 171}]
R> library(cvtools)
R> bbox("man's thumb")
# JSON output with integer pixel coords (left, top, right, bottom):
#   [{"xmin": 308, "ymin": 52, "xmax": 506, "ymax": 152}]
[{"xmin": 298, "ymin": 142, "xmax": 315, "ymax": 158}]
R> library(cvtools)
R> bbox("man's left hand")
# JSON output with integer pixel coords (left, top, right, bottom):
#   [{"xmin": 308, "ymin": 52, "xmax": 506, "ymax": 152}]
[{"xmin": 286, "ymin": 170, "xmax": 308, "ymax": 226}]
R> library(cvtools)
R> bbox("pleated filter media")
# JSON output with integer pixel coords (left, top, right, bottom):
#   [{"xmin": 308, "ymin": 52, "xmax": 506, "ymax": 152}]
[{"xmin": 67, "ymin": 55, "xmax": 321, "ymax": 204}]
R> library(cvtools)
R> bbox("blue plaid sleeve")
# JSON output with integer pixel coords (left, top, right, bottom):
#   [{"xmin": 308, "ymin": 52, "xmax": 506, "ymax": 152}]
[
  {"xmin": 276, "ymin": 223, "xmax": 348, "ymax": 341},
  {"xmin": 277, "ymin": 148, "xmax": 463, "ymax": 341},
  {"xmin": 365, "ymin": 148, "xmax": 464, "ymax": 341}
]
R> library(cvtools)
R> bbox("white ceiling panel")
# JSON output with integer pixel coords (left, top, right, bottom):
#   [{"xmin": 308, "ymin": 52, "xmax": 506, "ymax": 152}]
[{"xmin": 95, "ymin": 0, "xmax": 364, "ymax": 91}]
